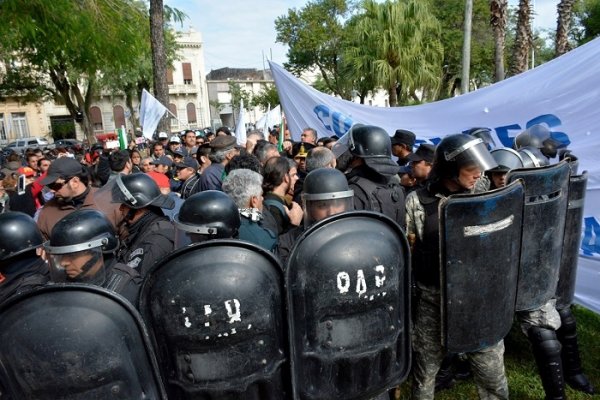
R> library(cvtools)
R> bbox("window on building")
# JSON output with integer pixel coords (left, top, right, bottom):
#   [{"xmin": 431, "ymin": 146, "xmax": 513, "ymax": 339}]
[
  {"xmin": 113, "ymin": 105, "xmax": 126, "ymax": 129},
  {"xmin": 168, "ymin": 104, "xmax": 178, "ymax": 127},
  {"xmin": 0, "ymin": 114, "xmax": 6, "ymax": 141},
  {"xmin": 166, "ymin": 69, "xmax": 174, "ymax": 85},
  {"xmin": 186, "ymin": 103, "xmax": 197, "ymax": 125},
  {"xmin": 89, "ymin": 106, "xmax": 104, "ymax": 132},
  {"xmin": 182, "ymin": 63, "xmax": 193, "ymax": 84},
  {"xmin": 11, "ymin": 113, "xmax": 29, "ymax": 138}
]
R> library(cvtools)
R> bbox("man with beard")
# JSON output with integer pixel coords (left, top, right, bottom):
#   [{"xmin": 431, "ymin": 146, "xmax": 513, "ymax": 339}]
[{"xmin": 37, "ymin": 157, "xmax": 100, "ymax": 239}]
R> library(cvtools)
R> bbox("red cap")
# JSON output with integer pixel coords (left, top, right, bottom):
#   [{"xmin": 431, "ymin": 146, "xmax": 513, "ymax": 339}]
[
  {"xmin": 146, "ymin": 171, "xmax": 170, "ymax": 189},
  {"xmin": 17, "ymin": 167, "xmax": 35, "ymax": 177}
]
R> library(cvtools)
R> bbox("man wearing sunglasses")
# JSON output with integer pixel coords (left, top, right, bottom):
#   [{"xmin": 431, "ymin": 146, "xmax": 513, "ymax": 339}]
[{"xmin": 37, "ymin": 157, "xmax": 99, "ymax": 239}]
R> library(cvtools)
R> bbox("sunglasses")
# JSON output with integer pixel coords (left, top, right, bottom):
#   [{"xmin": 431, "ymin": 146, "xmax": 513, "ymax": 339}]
[{"xmin": 48, "ymin": 176, "xmax": 74, "ymax": 191}]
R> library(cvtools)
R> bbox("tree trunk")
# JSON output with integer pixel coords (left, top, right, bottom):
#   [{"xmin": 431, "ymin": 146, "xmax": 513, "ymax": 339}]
[
  {"xmin": 509, "ymin": 0, "xmax": 533, "ymax": 76},
  {"xmin": 149, "ymin": 0, "xmax": 169, "ymax": 134},
  {"xmin": 490, "ymin": 0, "xmax": 508, "ymax": 82},
  {"xmin": 461, "ymin": 0, "xmax": 473, "ymax": 94},
  {"xmin": 388, "ymin": 84, "xmax": 397, "ymax": 107},
  {"xmin": 555, "ymin": 0, "xmax": 576, "ymax": 56}
]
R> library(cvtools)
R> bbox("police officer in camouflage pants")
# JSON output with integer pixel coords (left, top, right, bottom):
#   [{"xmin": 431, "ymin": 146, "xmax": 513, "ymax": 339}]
[{"xmin": 406, "ymin": 134, "xmax": 508, "ymax": 400}]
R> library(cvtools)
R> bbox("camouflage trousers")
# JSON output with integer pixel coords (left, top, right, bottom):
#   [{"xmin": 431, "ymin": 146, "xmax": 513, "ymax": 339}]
[
  {"xmin": 411, "ymin": 285, "xmax": 509, "ymax": 400},
  {"xmin": 516, "ymin": 298, "xmax": 561, "ymax": 335}
]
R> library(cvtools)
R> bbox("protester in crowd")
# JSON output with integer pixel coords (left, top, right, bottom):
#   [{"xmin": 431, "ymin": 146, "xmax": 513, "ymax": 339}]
[
  {"xmin": 405, "ymin": 143, "xmax": 436, "ymax": 194},
  {"xmin": 199, "ymin": 135, "xmax": 239, "ymax": 191},
  {"xmin": 37, "ymin": 157, "xmax": 99, "ymax": 239},
  {"xmin": 306, "ymin": 146, "xmax": 336, "ymax": 172},
  {"xmin": 254, "ymin": 141, "xmax": 280, "ymax": 166},
  {"xmin": 195, "ymin": 143, "xmax": 212, "ymax": 174},
  {"xmin": 140, "ymin": 157, "xmax": 155, "ymax": 173},
  {"xmin": 111, "ymin": 174, "xmax": 175, "ymax": 278},
  {"xmin": 152, "ymin": 142, "xmax": 166, "ymax": 160},
  {"xmin": 151, "ymin": 155, "xmax": 173, "ymax": 179},
  {"xmin": 300, "ymin": 127, "xmax": 318, "ymax": 145},
  {"xmin": 222, "ymin": 169, "xmax": 277, "ymax": 251},
  {"xmin": 8, "ymin": 167, "xmax": 37, "ymax": 217},
  {"xmin": 167, "ymin": 135, "xmax": 182, "ymax": 157},
  {"xmin": 181, "ymin": 129, "xmax": 198, "ymax": 156},
  {"xmin": 175, "ymin": 156, "xmax": 201, "ymax": 199},
  {"xmin": 245, "ymin": 130, "xmax": 264, "ymax": 154},
  {"xmin": 262, "ymin": 157, "xmax": 303, "ymax": 235},
  {"xmin": 129, "ymin": 149, "xmax": 142, "ymax": 173}
]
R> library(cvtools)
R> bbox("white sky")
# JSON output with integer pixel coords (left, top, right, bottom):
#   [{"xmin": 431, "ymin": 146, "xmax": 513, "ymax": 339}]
[{"xmin": 167, "ymin": 0, "xmax": 560, "ymax": 72}]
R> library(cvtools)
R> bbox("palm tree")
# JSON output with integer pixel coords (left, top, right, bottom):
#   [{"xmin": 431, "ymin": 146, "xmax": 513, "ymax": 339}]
[
  {"xmin": 490, "ymin": 0, "xmax": 508, "ymax": 81},
  {"xmin": 556, "ymin": 0, "xmax": 576, "ymax": 56},
  {"xmin": 352, "ymin": 0, "xmax": 443, "ymax": 106},
  {"xmin": 509, "ymin": 0, "xmax": 533, "ymax": 76}
]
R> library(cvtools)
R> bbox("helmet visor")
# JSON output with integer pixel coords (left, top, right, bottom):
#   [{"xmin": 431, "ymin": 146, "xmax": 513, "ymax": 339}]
[
  {"xmin": 48, "ymin": 248, "xmax": 105, "ymax": 285},
  {"xmin": 446, "ymin": 138, "xmax": 497, "ymax": 172},
  {"xmin": 303, "ymin": 197, "xmax": 354, "ymax": 227}
]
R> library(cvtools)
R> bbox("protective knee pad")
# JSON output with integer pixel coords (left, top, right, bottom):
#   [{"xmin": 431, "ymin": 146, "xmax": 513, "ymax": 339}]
[
  {"xmin": 528, "ymin": 326, "xmax": 562, "ymax": 356},
  {"xmin": 557, "ymin": 307, "xmax": 576, "ymax": 336}
]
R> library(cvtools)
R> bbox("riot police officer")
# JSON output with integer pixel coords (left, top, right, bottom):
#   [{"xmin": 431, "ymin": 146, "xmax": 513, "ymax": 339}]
[
  {"xmin": 112, "ymin": 173, "xmax": 175, "ymax": 277},
  {"xmin": 406, "ymin": 134, "xmax": 508, "ymax": 400},
  {"xmin": 173, "ymin": 190, "xmax": 241, "ymax": 248},
  {"xmin": 0, "ymin": 212, "xmax": 49, "ymax": 305},
  {"xmin": 276, "ymin": 168, "xmax": 354, "ymax": 266},
  {"xmin": 345, "ymin": 124, "xmax": 405, "ymax": 227},
  {"xmin": 44, "ymin": 209, "xmax": 141, "ymax": 305}
]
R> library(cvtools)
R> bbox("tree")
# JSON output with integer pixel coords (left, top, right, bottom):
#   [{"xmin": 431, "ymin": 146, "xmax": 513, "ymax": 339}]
[
  {"xmin": 555, "ymin": 0, "xmax": 577, "ymax": 56},
  {"xmin": 571, "ymin": 0, "xmax": 600, "ymax": 45},
  {"xmin": 509, "ymin": 0, "xmax": 533, "ymax": 76},
  {"xmin": 250, "ymin": 84, "xmax": 280, "ymax": 112},
  {"xmin": 461, "ymin": 0, "xmax": 474, "ymax": 94},
  {"xmin": 490, "ymin": 0, "xmax": 509, "ymax": 81},
  {"xmin": 0, "ymin": 0, "xmax": 150, "ymax": 143},
  {"xmin": 352, "ymin": 0, "xmax": 443, "ymax": 106},
  {"xmin": 275, "ymin": 0, "xmax": 355, "ymax": 99},
  {"xmin": 150, "ymin": 0, "xmax": 169, "ymax": 134}
]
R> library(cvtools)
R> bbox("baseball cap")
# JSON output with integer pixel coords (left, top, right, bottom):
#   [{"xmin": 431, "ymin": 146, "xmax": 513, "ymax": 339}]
[
  {"xmin": 169, "ymin": 136, "xmax": 181, "ymax": 144},
  {"xmin": 40, "ymin": 158, "xmax": 84, "ymax": 186},
  {"xmin": 158, "ymin": 132, "xmax": 168, "ymax": 139},
  {"xmin": 174, "ymin": 156, "xmax": 199, "ymax": 170},
  {"xmin": 17, "ymin": 167, "xmax": 36, "ymax": 177},
  {"xmin": 151, "ymin": 156, "xmax": 173, "ymax": 167},
  {"xmin": 408, "ymin": 143, "xmax": 436, "ymax": 163}
]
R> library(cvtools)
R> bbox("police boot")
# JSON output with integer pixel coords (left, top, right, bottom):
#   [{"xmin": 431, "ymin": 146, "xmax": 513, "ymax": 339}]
[
  {"xmin": 434, "ymin": 354, "xmax": 456, "ymax": 392},
  {"xmin": 527, "ymin": 326, "xmax": 566, "ymax": 400},
  {"xmin": 453, "ymin": 354, "xmax": 472, "ymax": 381},
  {"xmin": 557, "ymin": 307, "xmax": 595, "ymax": 394}
]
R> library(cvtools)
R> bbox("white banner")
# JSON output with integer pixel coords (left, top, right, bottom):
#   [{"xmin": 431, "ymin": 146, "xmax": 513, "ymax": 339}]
[
  {"xmin": 255, "ymin": 104, "xmax": 282, "ymax": 140},
  {"xmin": 139, "ymin": 89, "xmax": 168, "ymax": 139},
  {"xmin": 270, "ymin": 37, "xmax": 600, "ymax": 314},
  {"xmin": 235, "ymin": 99, "xmax": 247, "ymax": 145}
]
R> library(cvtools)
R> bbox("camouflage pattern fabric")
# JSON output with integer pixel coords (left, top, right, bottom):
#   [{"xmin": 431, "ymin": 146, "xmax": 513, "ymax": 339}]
[{"xmin": 517, "ymin": 299, "xmax": 561, "ymax": 335}]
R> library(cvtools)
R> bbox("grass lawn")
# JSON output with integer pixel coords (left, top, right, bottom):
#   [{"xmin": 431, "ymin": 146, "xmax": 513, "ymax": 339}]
[{"xmin": 395, "ymin": 305, "xmax": 600, "ymax": 399}]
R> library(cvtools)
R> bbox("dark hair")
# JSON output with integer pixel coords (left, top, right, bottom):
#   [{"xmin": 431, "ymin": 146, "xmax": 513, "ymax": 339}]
[
  {"xmin": 196, "ymin": 143, "xmax": 212, "ymax": 165},
  {"xmin": 108, "ymin": 150, "xmax": 131, "ymax": 172},
  {"xmin": 262, "ymin": 156, "xmax": 294, "ymax": 192},
  {"xmin": 225, "ymin": 154, "xmax": 261, "ymax": 174},
  {"xmin": 37, "ymin": 157, "xmax": 50, "ymax": 168},
  {"xmin": 253, "ymin": 140, "xmax": 278, "ymax": 164}
]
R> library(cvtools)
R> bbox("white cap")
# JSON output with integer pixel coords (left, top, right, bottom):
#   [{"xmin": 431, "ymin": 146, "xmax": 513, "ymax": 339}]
[
  {"xmin": 158, "ymin": 131, "xmax": 168, "ymax": 139},
  {"xmin": 169, "ymin": 136, "xmax": 181, "ymax": 143}
]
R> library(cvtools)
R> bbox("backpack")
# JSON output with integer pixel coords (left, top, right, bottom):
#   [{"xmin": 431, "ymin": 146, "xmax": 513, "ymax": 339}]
[{"xmin": 348, "ymin": 175, "xmax": 406, "ymax": 228}]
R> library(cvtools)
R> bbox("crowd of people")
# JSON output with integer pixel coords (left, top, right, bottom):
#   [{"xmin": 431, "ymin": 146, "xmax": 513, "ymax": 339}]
[{"xmin": 0, "ymin": 122, "xmax": 594, "ymax": 399}]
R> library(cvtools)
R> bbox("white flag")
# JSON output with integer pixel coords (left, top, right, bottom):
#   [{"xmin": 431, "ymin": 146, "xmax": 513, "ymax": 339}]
[
  {"xmin": 140, "ymin": 89, "xmax": 168, "ymax": 139},
  {"xmin": 263, "ymin": 103, "xmax": 271, "ymax": 140},
  {"xmin": 235, "ymin": 99, "xmax": 247, "ymax": 145}
]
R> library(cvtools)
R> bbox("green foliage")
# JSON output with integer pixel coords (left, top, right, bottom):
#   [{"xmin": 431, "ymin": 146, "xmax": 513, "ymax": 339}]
[
  {"xmin": 228, "ymin": 81, "xmax": 252, "ymax": 112},
  {"xmin": 573, "ymin": 0, "xmax": 600, "ymax": 44},
  {"xmin": 250, "ymin": 84, "xmax": 279, "ymax": 112}
]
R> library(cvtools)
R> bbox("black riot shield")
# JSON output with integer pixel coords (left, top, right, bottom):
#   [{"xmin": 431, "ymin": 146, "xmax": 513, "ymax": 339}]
[
  {"xmin": 440, "ymin": 180, "xmax": 524, "ymax": 353},
  {"xmin": 0, "ymin": 284, "xmax": 166, "ymax": 400},
  {"xmin": 286, "ymin": 211, "xmax": 410, "ymax": 400},
  {"xmin": 139, "ymin": 239, "xmax": 287, "ymax": 400},
  {"xmin": 556, "ymin": 171, "xmax": 588, "ymax": 309},
  {"xmin": 507, "ymin": 161, "xmax": 570, "ymax": 311}
]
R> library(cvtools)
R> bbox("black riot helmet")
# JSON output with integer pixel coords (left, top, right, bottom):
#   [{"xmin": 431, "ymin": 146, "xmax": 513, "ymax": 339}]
[
  {"xmin": 431, "ymin": 134, "xmax": 497, "ymax": 181},
  {"xmin": 518, "ymin": 146, "xmax": 550, "ymax": 168},
  {"xmin": 513, "ymin": 124, "xmax": 564, "ymax": 158},
  {"xmin": 349, "ymin": 124, "xmax": 400, "ymax": 176},
  {"xmin": 174, "ymin": 190, "xmax": 240, "ymax": 247},
  {"xmin": 44, "ymin": 210, "xmax": 118, "ymax": 284},
  {"xmin": 112, "ymin": 173, "xmax": 174, "ymax": 210},
  {"xmin": 302, "ymin": 168, "xmax": 354, "ymax": 227},
  {"xmin": 488, "ymin": 148, "xmax": 524, "ymax": 173},
  {"xmin": 0, "ymin": 212, "xmax": 44, "ymax": 262},
  {"xmin": 465, "ymin": 127, "xmax": 497, "ymax": 150}
]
